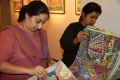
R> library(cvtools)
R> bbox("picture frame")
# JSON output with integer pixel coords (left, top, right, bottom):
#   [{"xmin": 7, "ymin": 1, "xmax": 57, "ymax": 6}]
[
  {"xmin": 75, "ymin": 0, "xmax": 80, "ymax": 15},
  {"xmin": 27, "ymin": 0, "xmax": 40, "ymax": 3},
  {"xmin": 47, "ymin": 0, "xmax": 65, "ymax": 14},
  {"xmin": 13, "ymin": 0, "xmax": 23, "ymax": 12}
]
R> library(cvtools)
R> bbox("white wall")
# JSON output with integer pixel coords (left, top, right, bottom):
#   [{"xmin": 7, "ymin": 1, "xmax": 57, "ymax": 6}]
[
  {"xmin": 42, "ymin": 0, "xmax": 80, "ymax": 60},
  {"xmin": 81, "ymin": 0, "xmax": 120, "ymax": 35},
  {"xmin": 10, "ymin": 0, "xmax": 120, "ymax": 60}
]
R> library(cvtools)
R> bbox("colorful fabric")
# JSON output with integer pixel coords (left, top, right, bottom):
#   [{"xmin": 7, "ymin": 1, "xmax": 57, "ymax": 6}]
[
  {"xmin": 28, "ymin": 61, "xmax": 77, "ymax": 80},
  {"xmin": 72, "ymin": 26, "xmax": 120, "ymax": 80}
]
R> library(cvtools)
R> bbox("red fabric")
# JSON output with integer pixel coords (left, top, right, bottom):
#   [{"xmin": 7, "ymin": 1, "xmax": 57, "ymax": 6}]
[{"xmin": 0, "ymin": 25, "xmax": 49, "ymax": 80}]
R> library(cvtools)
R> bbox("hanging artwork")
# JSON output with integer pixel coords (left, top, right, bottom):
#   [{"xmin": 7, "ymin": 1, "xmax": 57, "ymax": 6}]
[
  {"xmin": 75, "ymin": 0, "xmax": 80, "ymax": 15},
  {"xmin": 47, "ymin": 0, "xmax": 65, "ymax": 14},
  {"xmin": 27, "ymin": 0, "xmax": 40, "ymax": 3},
  {"xmin": 71, "ymin": 26, "xmax": 120, "ymax": 80},
  {"xmin": 13, "ymin": 0, "xmax": 23, "ymax": 12}
]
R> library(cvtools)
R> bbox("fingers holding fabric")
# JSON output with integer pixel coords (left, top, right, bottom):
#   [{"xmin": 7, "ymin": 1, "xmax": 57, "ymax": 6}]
[
  {"xmin": 77, "ymin": 31, "xmax": 88, "ymax": 42},
  {"xmin": 27, "ymin": 65, "xmax": 47, "ymax": 79}
]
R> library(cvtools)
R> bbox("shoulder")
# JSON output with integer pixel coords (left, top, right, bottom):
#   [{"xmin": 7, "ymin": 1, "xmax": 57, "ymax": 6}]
[
  {"xmin": 71, "ymin": 22, "xmax": 79, "ymax": 24},
  {"xmin": 0, "ymin": 26, "xmax": 16, "ymax": 50},
  {"xmin": 69, "ymin": 22, "xmax": 80, "ymax": 26},
  {"xmin": 0, "ymin": 25, "xmax": 16, "ymax": 41},
  {"xmin": 66, "ymin": 22, "xmax": 80, "ymax": 30},
  {"xmin": 67, "ymin": 22, "xmax": 80, "ymax": 28},
  {"xmin": 0, "ymin": 26, "xmax": 14, "ymax": 36}
]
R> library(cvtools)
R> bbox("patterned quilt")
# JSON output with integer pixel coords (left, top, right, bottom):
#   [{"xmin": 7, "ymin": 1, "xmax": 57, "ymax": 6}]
[{"xmin": 72, "ymin": 26, "xmax": 120, "ymax": 80}]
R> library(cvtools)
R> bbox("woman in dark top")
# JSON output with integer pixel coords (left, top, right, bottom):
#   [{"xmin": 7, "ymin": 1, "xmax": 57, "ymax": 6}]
[{"xmin": 60, "ymin": 2, "xmax": 102, "ymax": 67}]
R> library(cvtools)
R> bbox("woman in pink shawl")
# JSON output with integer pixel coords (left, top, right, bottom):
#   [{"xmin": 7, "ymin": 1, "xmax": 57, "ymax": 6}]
[{"xmin": 0, "ymin": 1, "xmax": 50, "ymax": 80}]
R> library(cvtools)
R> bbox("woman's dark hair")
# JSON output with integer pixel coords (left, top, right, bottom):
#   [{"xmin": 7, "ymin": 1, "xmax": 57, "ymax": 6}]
[
  {"xmin": 17, "ymin": 5, "xmax": 27, "ymax": 23},
  {"xmin": 17, "ymin": 1, "xmax": 50, "ymax": 22},
  {"xmin": 79, "ymin": 2, "xmax": 102, "ymax": 22}
]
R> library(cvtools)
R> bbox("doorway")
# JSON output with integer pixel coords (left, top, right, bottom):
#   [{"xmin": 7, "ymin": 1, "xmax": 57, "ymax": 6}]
[{"xmin": 0, "ymin": 0, "xmax": 11, "ymax": 32}]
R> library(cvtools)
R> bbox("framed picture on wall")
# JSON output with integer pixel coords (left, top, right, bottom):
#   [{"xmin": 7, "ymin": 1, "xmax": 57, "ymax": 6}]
[
  {"xmin": 13, "ymin": 0, "xmax": 23, "ymax": 12},
  {"xmin": 47, "ymin": 0, "xmax": 65, "ymax": 14},
  {"xmin": 75, "ymin": 0, "xmax": 80, "ymax": 15},
  {"xmin": 27, "ymin": 0, "xmax": 40, "ymax": 3}
]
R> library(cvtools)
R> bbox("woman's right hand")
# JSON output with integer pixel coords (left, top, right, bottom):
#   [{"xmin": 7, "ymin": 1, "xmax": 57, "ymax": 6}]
[
  {"xmin": 27, "ymin": 65, "xmax": 47, "ymax": 79},
  {"xmin": 74, "ymin": 31, "xmax": 88, "ymax": 44},
  {"xmin": 76, "ymin": 31, "xmax": 88, "ymax": 42}
]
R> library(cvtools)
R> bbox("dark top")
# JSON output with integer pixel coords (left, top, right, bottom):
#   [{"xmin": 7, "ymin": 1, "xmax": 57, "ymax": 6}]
[{"xmin": 60, "ymin": 22, "xmax": 86, "ymax": 67}]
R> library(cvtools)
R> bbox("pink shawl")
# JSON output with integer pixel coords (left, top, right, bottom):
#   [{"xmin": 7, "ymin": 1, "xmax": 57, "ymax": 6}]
[{"xmin": 5, "ymin": 25, "xmax": 49, "ymax": 66}]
